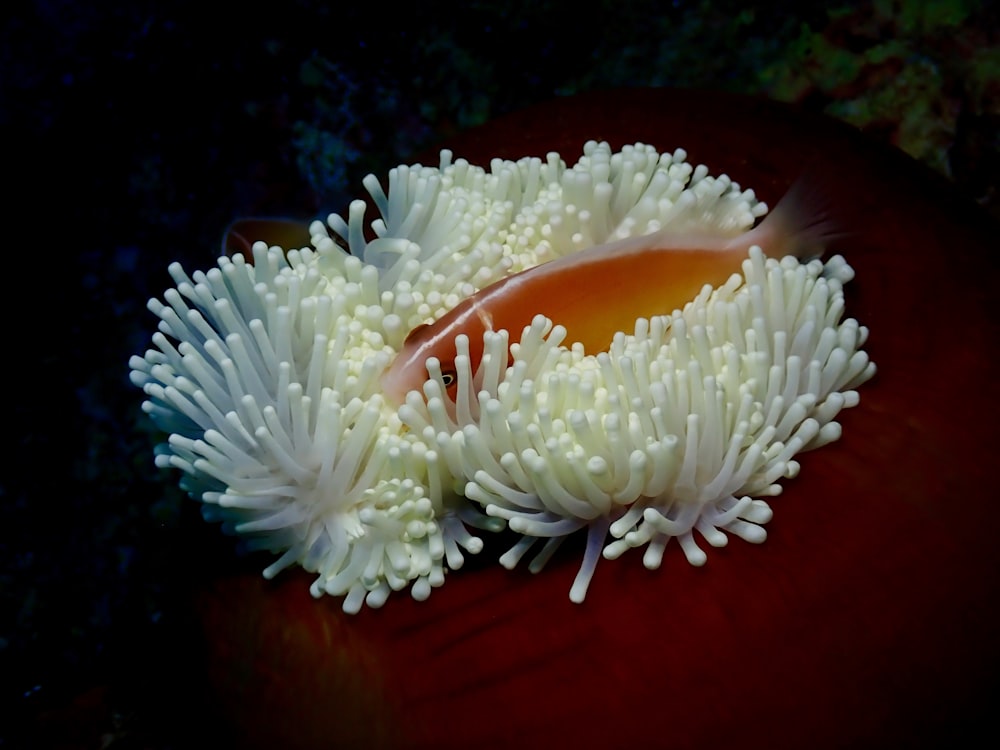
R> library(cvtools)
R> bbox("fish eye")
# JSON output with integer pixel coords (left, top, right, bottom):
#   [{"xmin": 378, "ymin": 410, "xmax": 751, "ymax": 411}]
[{"xmin": 440, "ymin": 370, "xmax": 457, "ymax": 387}]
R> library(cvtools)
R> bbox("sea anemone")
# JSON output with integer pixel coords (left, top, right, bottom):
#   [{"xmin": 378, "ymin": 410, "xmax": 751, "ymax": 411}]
[
  {"xmin": 400, "ymin": 249, "xmax": 873, "ymax": 602},
  {"xmin": 128, "ymin": 243, "xmax": 490, "ymax": 614},
  {"xmin": 130, "ymin": 140, "xmax": 874, "ymax": 612}
]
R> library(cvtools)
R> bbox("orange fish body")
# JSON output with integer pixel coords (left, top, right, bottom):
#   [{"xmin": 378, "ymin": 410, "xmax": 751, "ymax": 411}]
[
  {"xmin": 223, "ymin": 217, "xmax": 314, "ymax": 257},
  {"xmin": 380, "ymin": 181, "xmax": 834, "ymax": 405}
]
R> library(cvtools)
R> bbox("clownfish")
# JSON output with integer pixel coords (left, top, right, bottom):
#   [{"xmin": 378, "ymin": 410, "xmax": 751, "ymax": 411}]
[
  {"xmin": 222, "ymin": 217, "xmax": 314, "ymax": 258},
  {"xmin": 379, "ymin": 178, "xmax": 841, "ymax": 407}
]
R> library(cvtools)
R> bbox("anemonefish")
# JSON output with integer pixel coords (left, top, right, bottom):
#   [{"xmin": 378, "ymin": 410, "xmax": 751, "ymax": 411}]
[
  {"xmin": 223, "ymin": 217, "xmax": 314, "ymax": 257},
  {"xmin": 380, "ymin": 179, "xmax": 841, "ymax": 406}
]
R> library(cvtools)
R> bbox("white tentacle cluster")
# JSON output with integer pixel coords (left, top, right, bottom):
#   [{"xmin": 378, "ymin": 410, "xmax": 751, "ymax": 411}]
[
  {"xmin": 401, "ymin": 249, "xmax": 873, "ymax": 601},
  {"xmin": 131, "ymin": 141, "xmax": 873, "ymax": 611}
]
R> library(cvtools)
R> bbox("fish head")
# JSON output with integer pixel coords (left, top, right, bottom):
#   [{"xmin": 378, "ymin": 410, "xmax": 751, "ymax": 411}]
[
  {"xmin": 380, "ymin": 323, "xmax": 456, "ymax": 406},
  {"xmin": 381, "ymin": 299, "xmax": 494, "ymax": 406}
]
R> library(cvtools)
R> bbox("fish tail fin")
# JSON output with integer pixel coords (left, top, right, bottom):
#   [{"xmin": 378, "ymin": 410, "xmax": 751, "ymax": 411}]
[{"xmin": 751, "ymin": 171, "xmax": 851, "ymax": 262}]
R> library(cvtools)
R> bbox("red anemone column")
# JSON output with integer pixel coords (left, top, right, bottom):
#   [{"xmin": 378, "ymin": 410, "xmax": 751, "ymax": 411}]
[{"xmin": 195, "ymin": 89, "xmax": 1000, "ymax": 750}]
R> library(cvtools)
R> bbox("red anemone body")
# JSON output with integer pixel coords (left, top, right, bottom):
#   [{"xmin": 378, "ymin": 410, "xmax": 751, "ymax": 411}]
[{"xmin": 193, "ymin": 89, "xmax": 1000, "ymax": 749}]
